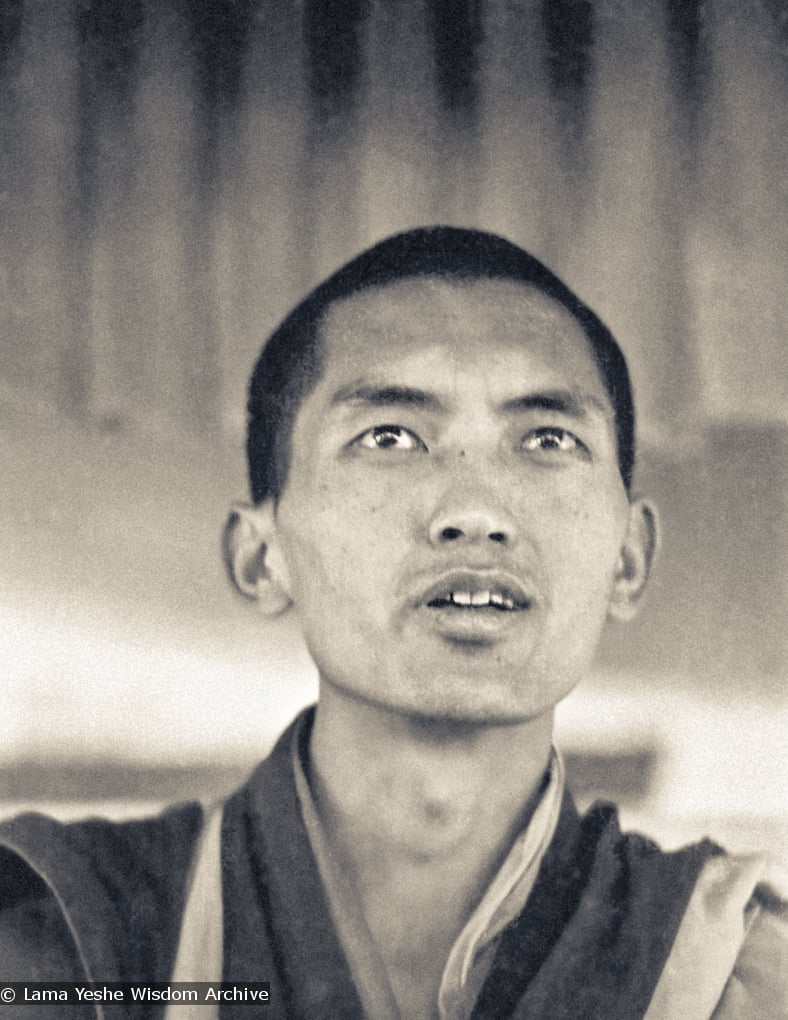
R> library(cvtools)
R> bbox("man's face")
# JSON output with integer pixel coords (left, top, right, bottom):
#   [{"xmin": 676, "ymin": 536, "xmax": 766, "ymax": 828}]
[{"xmin": 269, "ymin": 277, "xmax": 642, "ymax": 723}]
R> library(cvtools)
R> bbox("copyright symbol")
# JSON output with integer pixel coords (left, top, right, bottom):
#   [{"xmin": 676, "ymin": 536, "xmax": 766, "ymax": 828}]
[{"xmin": 0, "ymin": 988, "xmax": 15, "ymax": 1002}]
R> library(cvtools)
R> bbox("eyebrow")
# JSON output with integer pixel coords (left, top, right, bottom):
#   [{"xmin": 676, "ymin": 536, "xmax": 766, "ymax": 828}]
[
  {"xmin": 329, "ymin": 383, "xmax": 611, "ymax": 421},
  {"xmin": 329, "ymin": 384, "xmax": 445, "ymax": 412},
  {"xmin": 501, "ymin": 390, "xmax": 610, "ymax": 419}
]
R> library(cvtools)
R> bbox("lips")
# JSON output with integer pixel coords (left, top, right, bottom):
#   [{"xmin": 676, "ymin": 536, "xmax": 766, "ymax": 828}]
[
  {"xmin": 418, "ymin": 570, "xmax": 534, "ymax": 613},
  {"xmin": 412, "ymin": 569, "xmax": 536, "ymax": 644}
]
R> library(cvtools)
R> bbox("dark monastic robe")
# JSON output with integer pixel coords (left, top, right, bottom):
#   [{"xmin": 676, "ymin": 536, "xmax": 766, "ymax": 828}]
[{"xmin": 0, "ymin": 712, "xmax": 726, "ymax": 1019}]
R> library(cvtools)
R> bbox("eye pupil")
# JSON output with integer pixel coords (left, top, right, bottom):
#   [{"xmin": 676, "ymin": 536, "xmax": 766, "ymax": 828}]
[
  {"xmin": 523, "ymin": 428, "xmax": 580, "ymax": 454},
  {"xmin": 354, "ymin": 424, "xmax": 424, "ymax": 452},
  {"xmin": 375, "ymin": 426, "xmax": 404, "ymax": 447}
]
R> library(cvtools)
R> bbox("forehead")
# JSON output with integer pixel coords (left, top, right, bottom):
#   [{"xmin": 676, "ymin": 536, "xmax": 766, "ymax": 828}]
[{"xmin": 315, "ymin": 276, "xmax": 609, "ymax": 406}]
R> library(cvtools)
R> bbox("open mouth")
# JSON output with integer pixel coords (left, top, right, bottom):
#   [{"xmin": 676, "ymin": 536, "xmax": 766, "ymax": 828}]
[
  {"xmin": 416, "ymin": 571, "xmax": 535, "ymax": 643},
  {"xmin": 419, "ymin": 571, "xmax": 534, "ymax": 614},
  {"xmin": 427, "ymin": 588, "xmax": 529, "ymax": 611}
]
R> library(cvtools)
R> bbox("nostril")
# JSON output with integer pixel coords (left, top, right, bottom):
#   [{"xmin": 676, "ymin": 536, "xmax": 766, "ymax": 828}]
[{"xmin": 430, "ymin": 515, "xmax": 513, "ymax": 546}]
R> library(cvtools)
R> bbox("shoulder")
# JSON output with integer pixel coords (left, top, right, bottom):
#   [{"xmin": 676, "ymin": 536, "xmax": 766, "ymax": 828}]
[
  {"xmin": 574, "ymin": 800, "xmax": 726, "ymax": 918},
  {"xmin": 721, "ymin": 862, "xmax": 788, "ymax": 1017},
  {"xmin": 635, "ymin": 840, "xmax": 788, "ymax": 1018},
  {"xmin": 573, "ymin": 802, "xmax": 787, "ymax": 1017},
  {"xmin": 0, "ymin": 715, "xmax": 307, "ymax": 987},
  {"xmin": 0, "ymin": 801, "xmax": 204, "ymax": 982}
]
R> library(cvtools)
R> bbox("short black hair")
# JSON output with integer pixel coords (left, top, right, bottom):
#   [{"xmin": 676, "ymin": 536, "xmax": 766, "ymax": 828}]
[{"xmin": 247, "ymin": 226, "xmax": 635, "ymax": 503}]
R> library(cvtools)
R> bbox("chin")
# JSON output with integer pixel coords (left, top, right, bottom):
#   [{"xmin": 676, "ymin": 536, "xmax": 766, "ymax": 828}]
[{"xmin": 372, "ymin": 678, "xmax": 565, "ymax": 727}]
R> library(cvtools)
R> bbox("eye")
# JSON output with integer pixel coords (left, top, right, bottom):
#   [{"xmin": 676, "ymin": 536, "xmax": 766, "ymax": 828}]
[
  {"xmin": 520, "ymin": 427, "xmax": 588, "ymax": 457},
  {"xmin": 353, "ymin": 424, "xmax": 426, "ymax": 451}
]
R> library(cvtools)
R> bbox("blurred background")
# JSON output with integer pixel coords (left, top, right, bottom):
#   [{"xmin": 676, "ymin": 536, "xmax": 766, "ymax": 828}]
[{"xmin": 0, "ymin": 0, "xmax": 785, "ymax": 859}]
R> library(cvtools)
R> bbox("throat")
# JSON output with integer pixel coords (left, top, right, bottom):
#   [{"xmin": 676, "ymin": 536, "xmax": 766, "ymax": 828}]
[
  {"xmin": 305, "ymin": 697, "xmax": 556, "ymax": 1018},
  {"xmin": 380, "ymin": 784, "xmax": 483, "ymax": 859},
  {"xmin": 314, "ymin": 739, "xmax": 505, "ymax": 862},
  {"xmin": 309, "ymin": 689, "xmax": 555, "ymax": 862}
]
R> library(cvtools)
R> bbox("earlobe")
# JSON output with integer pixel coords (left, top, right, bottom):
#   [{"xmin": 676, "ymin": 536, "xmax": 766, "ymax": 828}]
[
  {"xmin": 222, "ymin": 501, "xmax": 293, "ymax": 615},
  {"xmin": 608, "ymin": 498, "xmax": 659, "ymax": 622}
]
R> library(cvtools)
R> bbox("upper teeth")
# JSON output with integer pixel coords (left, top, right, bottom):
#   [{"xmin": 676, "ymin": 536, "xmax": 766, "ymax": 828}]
[{"xmin": 448, "ymin": 590, "xmax": 515, "ymax": 609}]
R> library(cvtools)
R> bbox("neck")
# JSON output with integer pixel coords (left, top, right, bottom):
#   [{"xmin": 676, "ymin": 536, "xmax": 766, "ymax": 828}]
[
  {"xmin": 309, "ymin": 684, "xmax": 555, "ymax": 866},
  {"xmin": 306, "ymin": 685, "xmax": 557, "ymax": 1015}
]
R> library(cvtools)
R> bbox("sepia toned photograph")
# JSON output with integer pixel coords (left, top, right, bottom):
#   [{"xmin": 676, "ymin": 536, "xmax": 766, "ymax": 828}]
[{"xmin": 0, "ymin": 1, "xmax": 786, "ymax": 1016}]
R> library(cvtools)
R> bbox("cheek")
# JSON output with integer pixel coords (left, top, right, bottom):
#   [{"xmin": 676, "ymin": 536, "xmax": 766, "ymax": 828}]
[
  {"xmin": 537, "ymin": 489, "xmax": 626, "ymax": 586},
  {"xmin": 278, "ymin": 487, "xmax": 402, "ymax": 609},
  {"xmin": 318, "ymin": 466, "xmax": 414, "ymax": 533}
]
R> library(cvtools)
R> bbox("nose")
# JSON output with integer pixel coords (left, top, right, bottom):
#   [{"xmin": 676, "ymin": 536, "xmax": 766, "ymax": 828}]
[{"xmin": 428, "ymin": 505, "xmax": 514, "ymax": 547}]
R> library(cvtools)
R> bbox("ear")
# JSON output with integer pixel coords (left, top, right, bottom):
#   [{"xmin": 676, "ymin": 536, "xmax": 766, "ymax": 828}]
[
  {"xmin": 607, "ymin": 497, "xmax": 659, "ymax": 623},
  {"xmin": 222, "ymin": 501, "xmax": 293, "ymax": 615}
]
